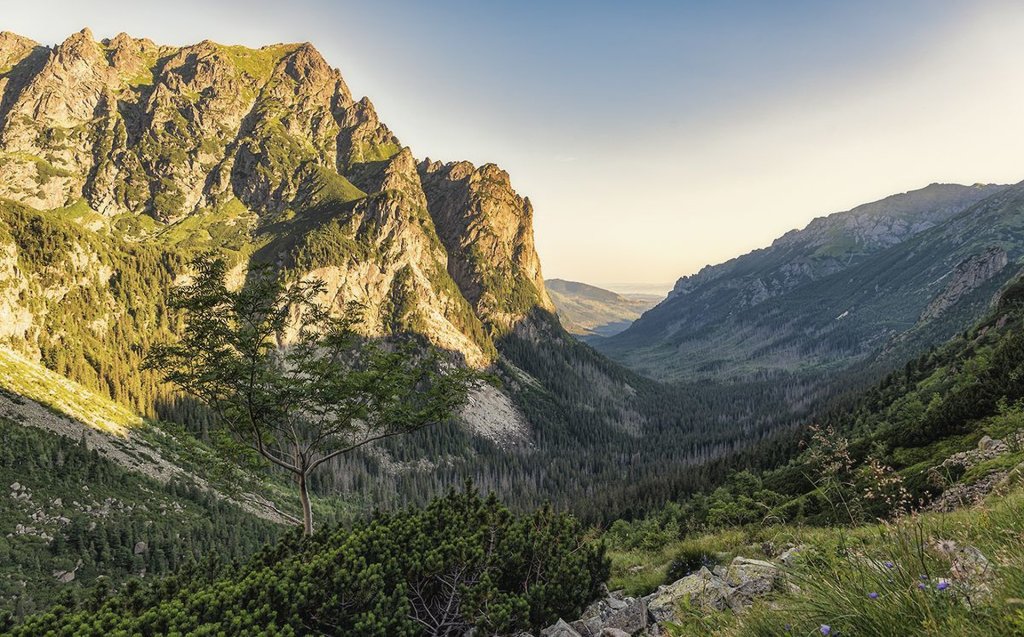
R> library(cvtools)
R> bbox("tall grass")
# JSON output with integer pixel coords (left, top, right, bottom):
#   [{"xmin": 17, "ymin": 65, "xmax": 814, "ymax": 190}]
[{"xmin": 737, "ymin": 490, "xmax": 1024, "ymax": 636}]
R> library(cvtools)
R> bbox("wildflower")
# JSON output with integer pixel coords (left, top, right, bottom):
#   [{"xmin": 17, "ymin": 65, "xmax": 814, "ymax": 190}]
[
  {"xmin": 884, "ymin": 561, "xmax": 895, "ymax": 569},
  {"xmin": 937, "ymin": 580, "xmax": 950, "ymax": 591},
  {"xmin": 918, "ymin": 583, "xmax": 927, "ymax": 590},
  {"xmin": 868, "ymin": 592, "xmax": 879, "ymax": 599},
  {"xmin": 820, "ymin": 625, "xmax": 831, "ymax": 636},
  {"xmin": 933, "ymin": 539, "xmax": 958, "ymax": 555},
  {"xmin": 919, "ymin": 574, "xmax": 928, "ymax": 580}
]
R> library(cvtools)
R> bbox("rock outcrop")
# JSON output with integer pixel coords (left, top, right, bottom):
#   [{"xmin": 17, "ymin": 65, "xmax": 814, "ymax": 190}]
[
  {"xmin": 0, "ymin": 27, "xmax": 557, "ymax": 379},
  {"xmin": 539, "ymin": 555, "xmax": 785, "ymax": 636},
  {"xmin": 919, "ymin": 247, "xmax": 1008, "ymax": 322}
]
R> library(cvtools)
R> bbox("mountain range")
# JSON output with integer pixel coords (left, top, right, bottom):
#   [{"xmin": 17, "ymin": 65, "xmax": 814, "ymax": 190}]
[
  {"xmin": 596, "ymin": 182, "xmax": 1021, "ymax": 382},
  {"xmin": 0, "ymin": 29, "xmax": 762, "ymax": 527}
]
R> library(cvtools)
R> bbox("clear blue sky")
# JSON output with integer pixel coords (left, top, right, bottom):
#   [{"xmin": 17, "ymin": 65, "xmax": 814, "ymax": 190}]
[{"xmin": 8, "ymin": 1, "xmax": 1024, "ymax": 292}]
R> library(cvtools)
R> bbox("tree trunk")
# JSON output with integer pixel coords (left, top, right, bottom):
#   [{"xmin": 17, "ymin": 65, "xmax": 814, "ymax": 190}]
[{"xmin": 298, "ymin": 472, "xmax": 314, "ymax": 536}]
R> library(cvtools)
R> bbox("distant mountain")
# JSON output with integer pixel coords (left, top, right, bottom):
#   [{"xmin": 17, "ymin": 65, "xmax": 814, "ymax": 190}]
[
  {"xmin": 596, "ymin": 182, "xmax": 1017, "ymax": 381},
  {"xmin": 546, "ymin": 278, "xmax": 662, "ymax": 337}
]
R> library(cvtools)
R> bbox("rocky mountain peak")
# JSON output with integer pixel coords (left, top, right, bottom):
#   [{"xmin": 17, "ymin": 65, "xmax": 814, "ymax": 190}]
[
  {"xmin": 419, "ymin": 158, "xmax": 554, "ymax": 331},
  {"xmin": 0, "ymin": 29, "xmax": 560, "ymax": 371},
  {"xmin": 0, "ymin": 31, "xmax": 40, "ymax": 65}
]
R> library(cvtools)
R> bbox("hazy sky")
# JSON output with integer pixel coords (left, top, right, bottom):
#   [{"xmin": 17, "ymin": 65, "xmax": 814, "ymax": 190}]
[{"xmin": 7, "ymin": 1, "xmax": 1024, "ymax": 292}]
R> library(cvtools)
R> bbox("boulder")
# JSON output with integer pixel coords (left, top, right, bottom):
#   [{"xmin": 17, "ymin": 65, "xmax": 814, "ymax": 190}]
[
  {"xmin": 777, "ymin": 545, "xmax": 806, "ymax": 566},
  {"xmin": 644, "ymin": 567, "xmax": 731, "ymax": 623},
  {"xmin": 600, "ymin": 630, "xmax": 631, "ymax": 637},
  {"xmin": 133, "ymin": 540, "xmax": 148, "ymax": 555},
  {"xmin": 573, "ymin": 594, "xmax": 647, "ymax": 636},
  {"xmin": 978, "ymin": 436, "xmax": 1006, "ymax": 452},
  {"xmin": 541, "ymin": 619, "xmax": 582, "ymax": 637},
  {"xmin": 723, "ymin": 557, "xmax": 780, "ymax": 604}
]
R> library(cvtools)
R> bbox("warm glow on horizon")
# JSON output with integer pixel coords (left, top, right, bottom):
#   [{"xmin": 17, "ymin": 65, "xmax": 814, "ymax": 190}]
[{"xmin": 7, "ymin": 0, "xmax": 1024, "ymax": 292}]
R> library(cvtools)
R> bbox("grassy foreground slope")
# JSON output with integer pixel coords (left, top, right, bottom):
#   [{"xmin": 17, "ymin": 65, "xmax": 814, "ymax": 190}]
[{"xmin": 609, "ymin": 483, "xmax": 1024, "ymax": 636}]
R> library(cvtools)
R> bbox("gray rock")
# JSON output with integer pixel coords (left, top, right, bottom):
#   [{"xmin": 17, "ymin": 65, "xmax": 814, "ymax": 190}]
[
  {"xmin": 541, "ymin": 619, "xmax": 582, "ymax": 637},
  {"xmin": 606, "ymin": 597, "xmax": 627, "ymax": 611},
  {"xmin": 724, "ymin": 557, "xmax": 782, "ymax": 606},
  {"xmin": 644, "ymin": 567, "xmax": 732, "ymax": 623},
  {"xmin": 777, "ymin": 545, "xmax": 806, "ymax": 566},
  {"xmin": 572, "ymin": 616, "xmax": 604, "ymax": 637},
  {"xmin": 600, "ymin": 629, "xmax": 631, "ymax": 637},
  {"xmin": 573, "ymin": 594, "xmax": 646, "ymax": 636},
  {"xmin": 133, "ymin": 540, "xmax": 148, "ymax": 555},
  {"xmin": 602, "ymin": 597, "xmax": 646, "ymax": 634}
]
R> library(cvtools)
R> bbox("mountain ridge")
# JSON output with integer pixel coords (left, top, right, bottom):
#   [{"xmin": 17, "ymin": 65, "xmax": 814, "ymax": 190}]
[
  {"xmin": 597, "ymin": 181, "xmax": 1016, "ymax": 381},
  {"xmin": 546, "ymin": 278, "xmax": 662, "ymax": 337}
]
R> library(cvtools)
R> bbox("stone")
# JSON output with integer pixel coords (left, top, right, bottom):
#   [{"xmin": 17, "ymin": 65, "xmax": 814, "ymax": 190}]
[
  {"xmin": 600, "ymin": 630, "xmax": 630, "ymax": 637},
  {"xmin": 573, "ymin": 594, "xmax": 646, "ymax": 636},
  {"xmin": 777, "ymin": 545, "xmax": 806, "ymax": 566},
  {"xmin": 723, "ymin": 556, "xmax": 780, "ymax": 599},
  {"xmin": 541, "ymin": 619, "xmax": 582, "ymax": 637},
  {"xmin": 133, "ymin": 541, "xmax": 148, "ymax": 555},
  {"xmin": 602, "ymin": 597, "xmax": 646, "ymax": 634},
  {"xmin": 571, "ymin": 616, "xmax": 604, "ymax": 637},
  {"xmin": 644, "ymin": 567, "xmax": 732, "ymax": 623}
]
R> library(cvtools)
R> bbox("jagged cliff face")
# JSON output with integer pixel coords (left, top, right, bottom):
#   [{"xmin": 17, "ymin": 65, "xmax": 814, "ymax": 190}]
[
  {"xmin": 0, "ymin": 29, "xmax": 555, "ymax": 374},
  {"xmin": 419, "ymin": 159, "xmax": 554, "ymax": 332}
]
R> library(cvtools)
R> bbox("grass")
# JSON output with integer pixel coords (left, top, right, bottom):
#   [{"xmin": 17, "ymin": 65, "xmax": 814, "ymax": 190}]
[
  {"xmin": 607, "ymin": 485, "xmax": 1024, "ymax": 636},
  {"xmin": 609, "ymin": 528, "xmax": 747, "ymax": 596},
  {"xmin": 0, "ymin": 347, "xmax": 141, "ymax": 435},
  {"xmin": 217, "ymin": 43, "xmax": 302, "ymax": 81}
]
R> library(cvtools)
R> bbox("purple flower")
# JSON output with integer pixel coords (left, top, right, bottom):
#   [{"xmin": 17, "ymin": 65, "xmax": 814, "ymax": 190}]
[
  {"xmin": 884, "ymin": 561, "xmax": 895, "ymax": 569},
  {"xmin": 918, "ymin": 583, "xmax": 927, "ymax": 590},
  {"xmin": 920, "ymin": 574, "xmax": 928, "ymax": 580},
  {"xmin": 820, "ymin": 625, "xmax": 832, "ymax": 636},
  {"xmin": 937, "ymin": 581, "xmax": 950, "ymax": 591},
  {"xmin": 868, "ymin": 592, "xmax": 879, "ymax": 599}
]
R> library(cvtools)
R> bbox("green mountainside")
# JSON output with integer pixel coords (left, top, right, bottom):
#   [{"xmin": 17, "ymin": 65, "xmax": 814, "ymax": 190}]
[
  {"xmin": 0, "ymin": 29, "xmax": 805, "ymax": 536},
  {"xmin": 598, "ymin": 182, "xmax": 1015, "ymax": 382},
  {"xmin": 546, "ymin": 278, "xmax": 662, "ymax": 337}
]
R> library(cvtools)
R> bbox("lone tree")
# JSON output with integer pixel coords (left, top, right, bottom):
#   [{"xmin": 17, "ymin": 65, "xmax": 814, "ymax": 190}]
[{"xmin": 148, "ymin": 255, "xmax": 475, "ymax": 535}]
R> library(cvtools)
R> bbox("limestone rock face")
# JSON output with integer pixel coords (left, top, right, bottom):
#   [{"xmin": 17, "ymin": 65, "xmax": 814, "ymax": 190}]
[
  {"xmin": 920, "ymin": 246, "xmax": 1008, "ymax": 322},
  {"xmin": 0, "ymin": 29, "xmax": 559, "ymax": 445},
  {"xmin": 419, "ymin": 158, "xmax": 554, "ymax": 333}
]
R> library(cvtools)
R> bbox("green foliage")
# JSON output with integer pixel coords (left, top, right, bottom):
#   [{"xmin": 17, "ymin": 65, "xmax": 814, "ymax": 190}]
[
  {"xmin": 147, "ymin": 255, "xmax": 476, "ymax": 534},
  {"xmin": 0, "ymin": 416, "xmax": 279, "ymax": 618},
  {"xmin": 0, "ymin": 201, "xmax": 187, "ymax": 418},
  {"xmin": 10, "ymin": 487, "xmax": 608, "ymax": 636}
]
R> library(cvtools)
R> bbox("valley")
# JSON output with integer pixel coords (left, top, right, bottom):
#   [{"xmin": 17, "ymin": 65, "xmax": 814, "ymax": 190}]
[{"xmin": 0, "ymin": 21, "xmax": 1023, "ymax": 637}]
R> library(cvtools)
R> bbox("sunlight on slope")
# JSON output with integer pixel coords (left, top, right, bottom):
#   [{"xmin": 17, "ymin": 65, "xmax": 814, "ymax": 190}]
[{"xmin": 0, "ymin": 347, "xmax": 142, "ymax": 436}]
